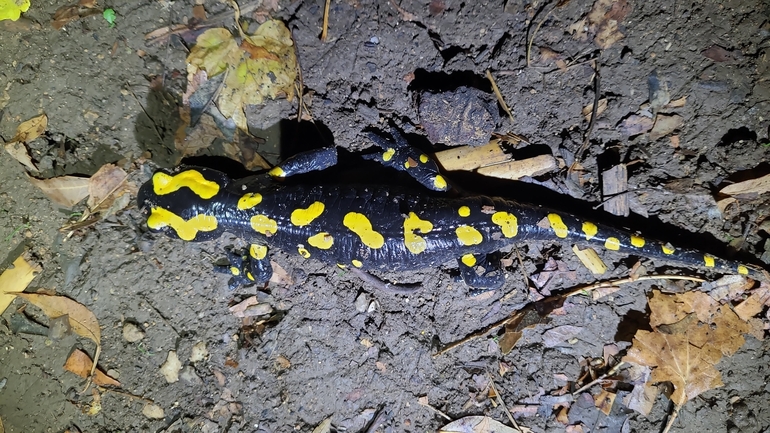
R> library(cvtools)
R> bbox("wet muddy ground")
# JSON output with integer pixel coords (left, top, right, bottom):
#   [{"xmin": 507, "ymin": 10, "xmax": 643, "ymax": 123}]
[{"xmin": 1, "ymin": 0, "xmax": 770, "ymax": 432}]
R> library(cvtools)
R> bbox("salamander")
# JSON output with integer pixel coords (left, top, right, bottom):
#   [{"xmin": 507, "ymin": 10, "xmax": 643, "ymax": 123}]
[{"xmin": 137, "ymin": 131, "xmax": 766, "ymax": 290}]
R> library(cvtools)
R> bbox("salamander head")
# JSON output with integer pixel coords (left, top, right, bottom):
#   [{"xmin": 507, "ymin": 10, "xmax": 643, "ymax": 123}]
[{"xmin": 137, "ymin": 167, "xmax": 232, "ymax": 242}]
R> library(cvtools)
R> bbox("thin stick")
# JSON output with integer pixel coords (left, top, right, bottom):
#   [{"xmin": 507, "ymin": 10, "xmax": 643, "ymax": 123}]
[
  {"xmin": 662, "ymin": 403, "xmax": 681, "ymax": 433},
  {"xmin": 434, "ymin": 274, "xmax": 707, "ymax": 357},
  {"xmin": 488, "ymin": 376, "xmax": 523, "ymax": 432},
  {"xmin": 320, "ymin": 0, "xmax": 331, "ymax": 41},
  {"xmin": 572, "ymin": 361, "xmax": 626, "ymax": 395},
  {"xmin": 526, "ymin": 6, "xmax": 555, "ymax": 67},
  {"xmin": 419, "ymin": 401, "xmax": 452, "ymax": 421},
  {"xmin": 486, "ymin": 69, "xmax": 514, "ymax": 123}
]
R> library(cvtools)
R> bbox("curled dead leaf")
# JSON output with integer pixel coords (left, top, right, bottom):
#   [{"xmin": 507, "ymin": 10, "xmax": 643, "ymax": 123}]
[
  {"xmin": 64, "ymin": 348, "xmax": 120, "ymax": 387},
  {"xmin": 28, "ymin": 175, "xmax": 90, "ymax": 208}
]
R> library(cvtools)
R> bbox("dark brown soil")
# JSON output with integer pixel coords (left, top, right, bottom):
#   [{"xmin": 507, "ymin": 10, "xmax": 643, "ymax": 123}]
[{"xmin": 1, "ymin": 0, "xmax": 770, "ymax": 432}]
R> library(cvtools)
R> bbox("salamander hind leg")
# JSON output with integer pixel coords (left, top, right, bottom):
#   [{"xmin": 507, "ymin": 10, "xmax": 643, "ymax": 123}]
[
  {"xmin": 214, "ymin": 245, "xmax": 273, "ymax": 290},
  {"xmin": 457, "ymin": 253, "xmax": 506, "ymax": 293}
]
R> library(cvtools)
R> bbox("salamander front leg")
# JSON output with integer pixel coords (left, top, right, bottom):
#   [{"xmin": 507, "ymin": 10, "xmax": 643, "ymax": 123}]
[
  {"xmin": 268, "ymin": 147, "xmax": 338, "ymax": 178},
  {"xmin": 457, "ymin": 253, "xmax": 505, "ymax": 293},
  {"xmin": 364, "ymin": 128, "xmax": 449, "ymax": 192},
  {"xmin": 214, "ymin": 245, "xmax": 273, "ymax": 290}
]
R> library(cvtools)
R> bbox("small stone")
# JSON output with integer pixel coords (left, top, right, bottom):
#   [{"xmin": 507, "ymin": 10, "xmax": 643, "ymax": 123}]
[
  {"xmin": 160, "ymin": 351, "xmax": 182, "ymax": 383},
  {"xmin": 190, "ymin": 341, "xmax": 208, "ymax": 363},
  {"xmin": 180, "ymin": 366, "xmax": 202, "ymax": 384},
  {"xmin": 354, "ymin": 293, "xmax": 369, "ymax": 313},
  {"xmin": 142, "ymin": 403, "xmax": 165, "ymax": 419},
  {"xmin": 122, "ymin": 322, "xmax": 145, "ymax": 342}
]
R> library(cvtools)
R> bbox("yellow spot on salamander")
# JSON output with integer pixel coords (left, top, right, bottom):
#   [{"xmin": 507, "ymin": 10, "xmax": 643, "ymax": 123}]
[
  {"xmin": 461, "ymin": 254, "xmax": 476, "ymax": 266},
  {"xmin": 337, "ymin": 263, "xmax": 346, "ymax": 269},
  {"xmin": 433, "ymin": 175, "xmax": 447, "ymax": 190},
  {"xmin": 403, "ymin": 212, "xmax": 433, "ymax": 254},
  {"xmin": 230, "ymin": 267, "xmax": 240, "ymax": 276},
  {"xmin": 268, "ymin": 166, "xmax": 286, "ymax": 177},
  {"xmin": 456, "ymin": 225, "xmax": 483, "ymax": 246},
  {"xmin": 238, "ymin": 193, "xmax": 263, "ymax": 210},
  {"xmin": 383, "ymin": 148, "xmax": 395, "ymax": 161},
  {"xmin": 343, "ymin": 212, "xmax": 385, "ymax": 249},
  {"xmin": 458, "ymin": 206, "xmax": 470, "ymax": 217},
  {"xmin": 492, "ymin": 211, "xmax": 518, "ymax": 238},
  {"xmin": 630, "ymin": 235, "xmax": 645, "ymax": 248},
  {"xmin": 147, "ymin": 207, "xmax": 218, "ymax": 241},
  {"xmin": 661, "ymin": 244, "xmax": 675, "ymax": 255},
  {"xmin": 153, "ymin": 170, "xmax": 220, "ymax": 199},
  {"xmin": 250, "ymin": 215, "xmax": 278, "ymax": 236},
  {"xmin": 605, "ymin": 237, "xmax": 621, "ymax": 251},
  {"xmin": 419, "ymin": 154, "xmax": 429, "ymax": 163},
  {"xmin": 704, "ymin": 255, "xmax": 715, "ymax": 268},
  {"xmin": 298, "ymin": 247, "xmax": 310, "ymax": 258},
  {"xmin": 404, "ymin": 161, "xmax": 411, "ymax": 169},
  {"xmin": 247, "ymin": 272, "xmax": 254, "ymax": 281},
  {"xmin": 250, "ymin": 244, "xmax": 267, "ymax": 260},
  {"xmin": 737, "ymin": 265, "xmax": 749, "ymax": 275},
  {"xmin": 308, "ymin": 232, "xmax": 334, "ymax": 249},
  {"xmin": 548, "ymin": 213, "xmax": 569, "ymax": 238},
  {"xmin": 582, "ymin": 222, "xmax": 598, "ymax": 241},
  {"xmin": 352, "ymin": 259, "xmax": 363, "ymax": 268},
  {"xmin": 291, "ymin": 202, "xmax": 325, "ymax": 226}
]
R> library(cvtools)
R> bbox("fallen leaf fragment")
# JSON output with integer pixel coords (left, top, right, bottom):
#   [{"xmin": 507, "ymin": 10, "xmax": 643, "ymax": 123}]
[
  {"xmin": 187, "ymin": 20, "xmax": 298, "ymax": 131},
  {"xmin": 28, "ymin": 175, "xmax": 90, "ymax": 208},
  {"xmin": 617, "ymin": 114, "xmax": 654, "ymax": 136},
  {"xmin": 476, "ymin": 155, "xmax": 557, "ymax": 180},
  {"xmin": 649, "ymin": 113, "xmax": 683, "ymax": 140},
  {"xmin": 8, "ymin": 114, "xmax": 47, "ymax": 143},
  {"xmin": 602, "ymin": 164, "xmax": 629, "ymax": 217},
  {"xmin": 542, "ymin": 325, "xmax": 583, "ymax": 347},
  {"xmin": 594, "ymin": 389, "xmax": 616, "ymax": 415},
  {"xmin": 582, "ymin": 98, "xmax": 607, "ymax": 122},
  {"xmin": 702, "ymin": 45, "xmax": 740, "ymax": 63},
  {"xmin": 87, "ymin": 164, "xmax": 130, "ymax": 210},
  {"xmin": 190, "ymin": 341, "xmax": 209, "ymax": 363},
  {"xmin": 64, "ymin": 349, "xmax": 121, "ymax": 387},
  {"xmin": 720, "ymin": 173, "xmax": 770, "ymax": 198},
  {"xmin": 0, "ymin": 0, "xmax": 30, "ymax": 21},
  {"xmin": 587, "ymin": 0, "xmax": 632, "ymax": 49},
  {"xmin": 5, "ymin": 142, "xmax": 38, "ymax": 173},
  {"xmin": 229, "ymin": 296, "xmax": 273, "ymax": 318},
  {"xmin": 52, "ymin": 1, "xmax": 100, "ymax": 29},
  {"xmin": 312, "ymin": 418, "xmax": 332, "ymax": 433},
  {"xmin": 17, "ymin": 293, "xmax": 100, "ymax": 344},
  {"xmin": 0, "ymin": 254, "xmax": 40, "ymax": 314},
  {"xmin": 623, "ymin": 290, "xmax": 751, "ymax": 406},
  {"xmin": 160, "ymin": 351, "xmax": 182, "ymax": 383},
  {"xmin": 439, "ymin": 416, "xmax": 520, "ymax": 433},
  {"xmin": 573, "ymin": 245, "xmax": 608, "ymax": 275},
  {"xmin": 734, "ymin": 288, "xmax": 770, "ymax": 321}
]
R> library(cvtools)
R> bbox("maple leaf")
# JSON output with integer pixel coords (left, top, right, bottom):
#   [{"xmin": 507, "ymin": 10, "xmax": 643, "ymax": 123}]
[{"xmin": 623, "ymin": 290, "xmax": 751, "ymax": 407}]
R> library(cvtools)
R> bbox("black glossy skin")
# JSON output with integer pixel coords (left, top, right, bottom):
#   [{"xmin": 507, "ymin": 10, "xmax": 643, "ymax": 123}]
[{"xmin": 138, "ymin": 167, "xmax": 764, "ymax": 283}]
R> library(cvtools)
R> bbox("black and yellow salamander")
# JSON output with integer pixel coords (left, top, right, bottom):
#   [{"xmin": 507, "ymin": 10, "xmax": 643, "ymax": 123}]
[{"xmin": 137, "ymin": 131, "xmax": 766, "ymax": 291}]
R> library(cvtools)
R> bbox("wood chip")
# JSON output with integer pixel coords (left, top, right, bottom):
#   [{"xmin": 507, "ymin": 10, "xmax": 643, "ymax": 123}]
[{"xmin": 602, "ymin": 164, "xmax": 629, "ymax": 217}]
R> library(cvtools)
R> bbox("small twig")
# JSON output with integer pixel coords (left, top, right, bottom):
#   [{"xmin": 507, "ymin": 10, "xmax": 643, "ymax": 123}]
[
  {"xmin": 320, "ymin": 0, "xmax": 331, "ymax": 41},
  {"xmin": 526, "ymin": 6, "xmax": 555, "ymax": 67},
  {"xmin": 513, "ymin": 248, "xmax": 535, "ymax": 297},
  {"xmin": 662, "ymin": 403, "xmax": 681, "ymax": 433},
  {"xmin": 419, "ymin": 400, "xmax": 452, "ymax": 421},
  {"xmin": 486, "ymin": 70, "xmax": 514, "ymax": 123},
  {"xmin": 572, "ymin": 361, "xmax": 626, "ymax": 395},
  {"xmin": 125, "ymin": 82, "xmax": 163, "ymax": 143},
  {"xmin": 432, "ymin": 313, "xmax": 518, "ymax": 358},
  {"xmin": 566, "ymin": 274, "xmax": 706, "ymax": 298},
  {"xmin": 488, "ymin": 376, "xmax": 523, "ymax": 432},
  {"xmin": 103, "ymin": 388, "xmax": 154, "ymax": 403}
]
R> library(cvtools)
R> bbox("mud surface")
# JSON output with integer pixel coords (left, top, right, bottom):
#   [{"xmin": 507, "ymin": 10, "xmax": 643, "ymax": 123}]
[{"xmin": 1, "ymin": 0, "xmax": 770, "ymax": 432}]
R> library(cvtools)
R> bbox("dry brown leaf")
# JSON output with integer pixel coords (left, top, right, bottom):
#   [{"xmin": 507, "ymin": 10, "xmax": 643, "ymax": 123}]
[
  {"xmin": 618, "ymin": 114, "xmax": 654, "ymax": 136},
  {"xmin": 269, "ymin": 260, "xmax": 294, "ymax": 285},
  {"xmin": 623, "ymin": 290, "xmax": 751, "ymax": 406},
  {"xmin": 542, "ymin": 325, "xmax": 583, "ymax": 347},
  {"xmin": 28, "ymin": 175, "xmax": 90, "ymax": 208},
  {"xmin": 666, "ymin": 96, "xmax": 687, "ymax": 108},
  {"xmin": 734, "ymin": 288, "xmax": 770, "ymax": 321},
  {"xmin": 433, "ymin": 141, "xmax": 509, "ymax": 171},
  {"xmin": 64, "ymin": 348, "xmax": 121, "ymax": 387},
  {"xmin": 87, "ymin": 164, "xmax": 133, "ymax": 212},
  {"xmin": 649, "ymin": 113, "xmax": 684, "ymax": 140},
  {"xmin": 720, "ymin": 173, "xmax": 770, "ymax": 198},
  {"xmin": 5, "ymin": 142, "xmax": 38, "ymax": 173},
  {"xmin": 602, "ymin": 164, "xmax": 629, "ymax": 216},
  {"xmin": 311, "ymin": 418, "xmax": 332, "ymax": 433},
  {"xmin": 587, "ymin": 0, "xmax": 631, "ymax": 49},
  {"xmin": 9, "ymin": 114, "xmax": 47, "ymax": 143},
  {"xmin": 17, "ymin": 293, "xmax": 100, "ymax": 344},
  {"xmin": 52, "ymin": 2, "xmax": 100, "ymax": 30},
  {"xmin": 476, "ymin": 155, "xmax": 557, "ymax": 180},
  {"xmin": 594, "ymin": 390, "xmax": 616, "ymax": 415},
  {"xmin": 0, "ymin": 254, "xmax": 40, "ymax": 314},
  {"xmin": 229, "ymin": 296, "xmax": 273, "ymax": 318}
]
